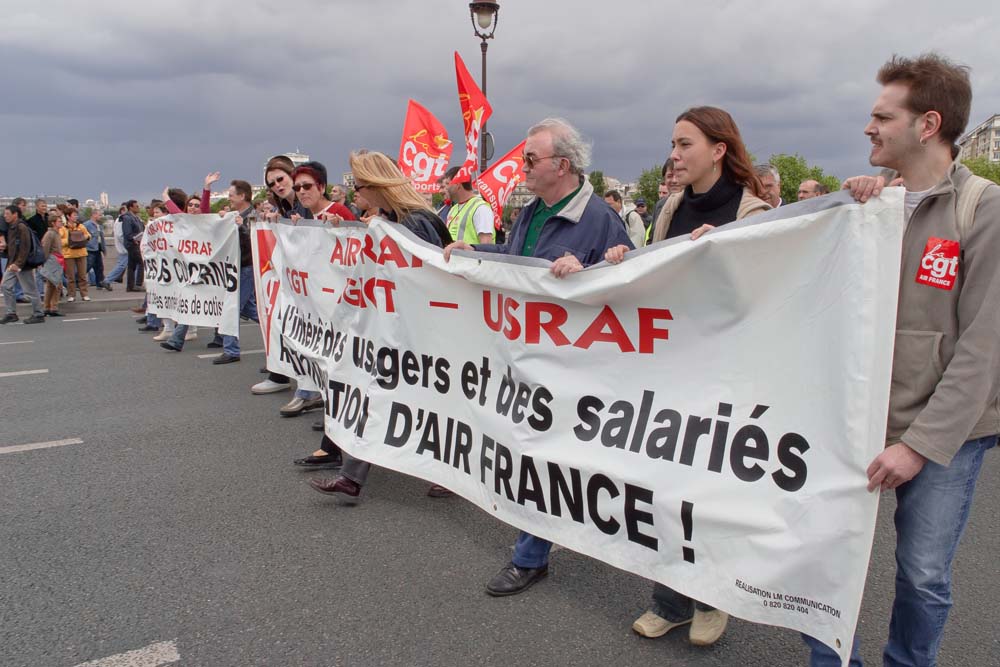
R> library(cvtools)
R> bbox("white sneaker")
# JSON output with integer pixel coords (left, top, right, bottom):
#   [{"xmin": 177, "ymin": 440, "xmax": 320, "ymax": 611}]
[
  {"xmin": 689, "ymin": 609, "xmax": 729, "ymax": 646},
  {"xmin": 67, "ymin": 297, "xmax": 75, "ymax": 302},
  {"xmin": 251, "ymin": 379, "xmax": 291, "ymax": 395},
  {"xmin": 153, "ymin": 331, "xmax": 171, "ymax": 341},
  {"xmin": 82, "ymin": 296, "xmax": 91, "ymax": 302},
  {"xmin": 185, "ymin": 331, "xmax": 198, "ymax": 341}
]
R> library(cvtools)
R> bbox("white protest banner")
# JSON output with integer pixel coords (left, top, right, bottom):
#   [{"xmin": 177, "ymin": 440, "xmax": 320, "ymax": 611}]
[
  {"xmin": 142, "ymin": 214, "xmax": 241, "ymax": 337},
  {"xmin": 250, "ymin": 219, "xmax": 371, "ymax": 392},
  {"xmin": 258, "ymin": 191, "xmax": 905, "ymax": 665}
]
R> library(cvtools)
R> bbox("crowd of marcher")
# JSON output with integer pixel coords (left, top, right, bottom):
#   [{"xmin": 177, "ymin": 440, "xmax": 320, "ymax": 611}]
[{"xmin": 4, "ymin": 52, "xmax": 998, "ymax": 667}]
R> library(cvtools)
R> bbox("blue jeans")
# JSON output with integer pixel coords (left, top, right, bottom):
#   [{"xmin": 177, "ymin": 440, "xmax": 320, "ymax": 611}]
[
  {"xmin": 168, "ymin": 323, "xmax": 192, "ymax": 348},
  {"xmin": 221, "ymin": 267, "xmax": 258, "ymax": 357},
  {"xmin": 650, "ymin": 583, "xmax": 716, "ymax": 622},
  {"xmin": 106, "ymin": 253, "xmax": 128, "ymax": 283},
  {"xmin": 805, "ymin": 435, "xmax": 997, "ymax": 667},
  {"xmin": 511, "ymin": 532, "xmax": 551, "ymax": 569}
]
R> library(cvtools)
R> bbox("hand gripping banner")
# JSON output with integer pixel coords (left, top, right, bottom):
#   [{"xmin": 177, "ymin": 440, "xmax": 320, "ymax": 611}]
[
  {"xmin": 142, "ymin": 213, "xmax": 242, "ymax": 336},
  {"xmin": 254, "ymin": 191, "xmax": 906, "ymax": 666}
]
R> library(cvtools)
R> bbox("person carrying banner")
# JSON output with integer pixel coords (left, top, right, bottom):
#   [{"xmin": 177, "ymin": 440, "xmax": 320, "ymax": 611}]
[
  {"xmin": 802, "ymin": 53, "xmax": 1000, "ymax": 667},
  {"xmin": 251, "ymin": 155, "xmax": 307, "ymax": 397},
  {"xmin": 606, "ymin": 105, "xmax": 770, "ymax": 647},
  {"xmin": 441, "ymin": 166, "xmax": 495, "ymax": 244},
  {"xmin": 442, "ymin": 117, "xmax": 634, "ymax": 595},
  {"xmin": 211, "ymin": 179, "xmax": 260, "ymax": 365},
  {"xmin": 304, "ymin": 150, "xmax": 452, "ymax": 492}
]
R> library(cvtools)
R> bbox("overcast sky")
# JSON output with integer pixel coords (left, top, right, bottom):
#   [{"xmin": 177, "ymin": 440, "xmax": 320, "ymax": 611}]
[{"xmin": 1, "ymin": 1, "xmax": 997, "ymax": 203}]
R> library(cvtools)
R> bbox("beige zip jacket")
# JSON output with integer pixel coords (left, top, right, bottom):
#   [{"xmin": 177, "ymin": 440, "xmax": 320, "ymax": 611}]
[{"xmin": 886, "ymin": 162, "xmax": 1000, "ymax": 464}]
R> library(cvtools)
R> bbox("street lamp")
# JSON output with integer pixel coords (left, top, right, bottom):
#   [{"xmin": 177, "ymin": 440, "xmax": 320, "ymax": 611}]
[{"xmin": 469, "ymin": 1, "xmax": 499, "ymax": 173}]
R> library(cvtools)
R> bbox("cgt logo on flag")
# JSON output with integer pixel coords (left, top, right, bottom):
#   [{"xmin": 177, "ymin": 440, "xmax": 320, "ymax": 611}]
[
  {"xmin": 915, "ymin": 236, "xmax": 960, "ymax": 290},
  {"xmin": 398, "ymin": 100, "xmax": 452, "ymax": 194},
  {"xmin": 476, "ymin": 140, "xmax": 527, "ymax": 229}
]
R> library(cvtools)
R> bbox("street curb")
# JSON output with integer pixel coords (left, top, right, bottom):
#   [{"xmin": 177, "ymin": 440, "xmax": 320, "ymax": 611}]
[{"xmin": 15, "ymin": 295, "xmax": 144, "ymax": 316}]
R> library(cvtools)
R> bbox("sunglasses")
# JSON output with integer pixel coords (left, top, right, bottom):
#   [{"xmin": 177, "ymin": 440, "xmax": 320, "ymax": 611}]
[
  {"xmin": 521, "ymin": 153, "xmax": 563, "ymax": 169},
  {"xmin": 353, "ymin": 184, "xmax": 370, "ymax": 192},
  {"xmin": 266, "ymin": 175, "xmax": 287, "ymax": 189},
  {"xmin": 292, "ymin": 183, "xmax": 317, "ymax": 193}
]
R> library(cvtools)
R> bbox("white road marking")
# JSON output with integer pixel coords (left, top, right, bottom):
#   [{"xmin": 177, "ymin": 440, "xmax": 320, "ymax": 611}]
[
  {"xmin": 0, "ymin": 340, "xmax": 33, "ymax": 345},
  {"xmin": 0, "ymin": 369, "xmax": 48, "ymax": 378},
  {"xmin": 73, "ymin": 639, "xmax": 180, "ymax": 667},
  {"xmin": 0, "ymin": 438, "xmax": 83, "ymax": 455},
  {"xmin": 63, "ymin": 317, "xmax": 100, "ymax": 322},
  {"xmin": 197, "ymin": 348, "xmax": 264, "ymax": 359}
]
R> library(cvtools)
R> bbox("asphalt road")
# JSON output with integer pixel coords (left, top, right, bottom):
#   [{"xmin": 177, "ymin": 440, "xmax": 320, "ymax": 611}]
[{"xmin": 1, "ymin": 313, "xmax": 998, "ymax": 667}]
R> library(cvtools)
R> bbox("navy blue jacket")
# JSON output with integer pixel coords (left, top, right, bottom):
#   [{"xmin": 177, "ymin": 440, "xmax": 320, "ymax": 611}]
[{"xmin": 473, "ymin": 180, "xmax": 633, "ymax": 265}]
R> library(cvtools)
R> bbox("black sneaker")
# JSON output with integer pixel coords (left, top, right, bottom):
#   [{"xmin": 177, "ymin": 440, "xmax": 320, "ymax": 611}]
[
  {"xmin": 23, "ymin": 315, "xmax": 45, "ymax": 324},
  {"xmin": 0, "ymin": 314, "xmax": 18, "ymax": 324}
]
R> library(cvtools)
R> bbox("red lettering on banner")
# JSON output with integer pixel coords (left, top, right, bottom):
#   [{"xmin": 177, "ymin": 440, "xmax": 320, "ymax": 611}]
[
  {"xmin": 177, "ymin": 239, "xmax": 213, "ymax": 256},
  {"xmin": 573, "ymin": 306, "xmax": 635, "ymax": 353},
  {"xmin": 524, "ymin": 301, "xmax": 571, "ymax": 346},
  {"xmin": 339, "ymin": 277, "xmax": 398, "ymax": 312},
  {"xmin": 482, "ymin": 290, "xmax": 672, "ymax": 354},
  {"xmin": 329, "ymin": 234, "xmax": 423, "ymax": 269},
  {"xmin": 915, "ymin": 237, "xmax": 960, "ymax": 291},
  {"xmin": 286, "ymin": 268, "xmax": 309, "ymax": 296}
]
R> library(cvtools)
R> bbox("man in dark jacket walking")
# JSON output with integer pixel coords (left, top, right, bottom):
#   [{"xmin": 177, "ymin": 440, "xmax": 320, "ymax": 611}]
[
  {"xmin": 1, "ymin": 205, "xmax": 45, "ymax": 324},
  {"xmin": 121, "ymin": 200, "xmax": 144, "ymax": 291}
]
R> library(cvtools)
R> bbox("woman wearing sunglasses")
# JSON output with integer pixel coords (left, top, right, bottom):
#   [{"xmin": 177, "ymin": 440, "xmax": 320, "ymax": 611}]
[
  {"xmin": 290, "ymin": 161, "xmax": 355, "ymax": 223},
  {"xmin": 304, "ymin": 150, "xmax": 452, "ymax": 502}
]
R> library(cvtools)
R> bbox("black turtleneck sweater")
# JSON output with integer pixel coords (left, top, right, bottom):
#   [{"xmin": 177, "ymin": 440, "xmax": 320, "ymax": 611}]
[{"xmin": 667, "ymin": 174, "xmax": 743, "ymax": 240}]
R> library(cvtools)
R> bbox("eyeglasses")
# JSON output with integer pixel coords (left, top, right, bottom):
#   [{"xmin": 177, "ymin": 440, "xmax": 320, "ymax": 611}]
[
  {"xmin": 353, "ymin": 184, "xmax": 369, "ymax": 192},
  {"xmin": 266, "ymin": 175, "xmax": 287, "ymax": 189},
  {"xmin": 521, "ymin": 154, "xmax": 563, "ymax": 169},
  {"xmin": 292, "ymin": 183, "xmax": 317, "ymax": 193}
]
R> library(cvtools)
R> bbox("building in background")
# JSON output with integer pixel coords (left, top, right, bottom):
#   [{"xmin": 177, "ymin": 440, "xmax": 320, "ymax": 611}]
[{"xmin": 959, "ymin": 113, "xmax": 1000, "ymax": 163}]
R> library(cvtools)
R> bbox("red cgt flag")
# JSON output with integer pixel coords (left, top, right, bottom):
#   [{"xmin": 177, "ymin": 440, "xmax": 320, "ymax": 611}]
[
  {"xmin": 397, "ymin": 100, "xmax": 452, "ymax": 195},
  {"xmin": 476, "ymin": 140, "xmax": 526, "ymax": 230},
  {"xmin": 452, "ymin": 51, "xmax": 492, "ymax": 185}
]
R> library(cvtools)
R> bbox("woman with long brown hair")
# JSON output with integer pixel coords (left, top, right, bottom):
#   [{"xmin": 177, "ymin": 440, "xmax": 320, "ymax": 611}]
[
  {"xmin": 607, "ymin": 106, "xmax": 770, "ymax": 647},
  {"xmin": 607, "ymin": 106, "xmax": 770, "ymax": 263}
]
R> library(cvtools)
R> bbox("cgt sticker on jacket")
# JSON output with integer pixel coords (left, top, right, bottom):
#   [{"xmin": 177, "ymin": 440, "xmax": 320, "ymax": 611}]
[{"xmin": 915, "ymin": 236, "xmax": 959, "ymax": 291}]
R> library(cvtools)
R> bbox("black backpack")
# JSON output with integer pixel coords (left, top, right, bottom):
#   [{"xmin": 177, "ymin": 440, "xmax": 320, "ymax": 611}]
[{"xmin": 19, "ymin": 228, "xmax": 45, "ymax": 270}]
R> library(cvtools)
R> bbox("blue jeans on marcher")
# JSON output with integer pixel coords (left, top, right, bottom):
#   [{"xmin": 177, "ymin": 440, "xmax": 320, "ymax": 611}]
[
  {"xmin": 805, "ymin": 435, "xmax": 997, "ymax": 667},
  {"xmin": 512, "ymin": 532, "xmax": 551, "ymax": 569},
  {"xmin": 106, "ymin": 253, "xmax": 128, "ymax": 283},
  {"xmin": 221, "ymin": 267, "xmax": 258, "ymax": 357}
]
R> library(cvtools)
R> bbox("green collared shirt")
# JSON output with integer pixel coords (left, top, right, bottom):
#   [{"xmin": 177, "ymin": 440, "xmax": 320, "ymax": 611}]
[{"xmin": 521, "ymin": 184, "xmax": 582, "ymax": 257}]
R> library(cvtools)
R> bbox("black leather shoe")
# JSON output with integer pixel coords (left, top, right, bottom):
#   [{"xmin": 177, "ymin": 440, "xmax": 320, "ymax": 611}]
[
  {"xmin": 486, "ymin": 563, "xmax": 548, "ymax": 597},
  {"xmin": 294, "ymin": 453, "xmax": 343, "ymax": 470},
  {"xmin": 308, "ymin": 475, "xmax": 361, "ymax": 504},
  {"xmin": 160, "ymin": 341, "xmax": 181, "ymax": 352},
  {"xmin": 212, "ymin": 353, "xmax": 240, "ymax": 365},
  {"xmin": 427, "ymin": 484, "xmax": 455, "ymax": 498},
  {"xmin": 207, "ymin": 340, "xmax": 223, "ymax": 349},
  {"xmin": 138, "ymin": 325, "xmax": 158, "ymax": 332}
]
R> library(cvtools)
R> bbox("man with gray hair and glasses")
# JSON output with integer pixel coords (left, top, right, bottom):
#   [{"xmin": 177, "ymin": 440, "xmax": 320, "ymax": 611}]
[
  {"xmin": 444, "ymin": 117, "xmax": 634, "ymax": 595},
  {"xmin": 754, "ymin": 163, "xmax": 783, "ymax": 208}
]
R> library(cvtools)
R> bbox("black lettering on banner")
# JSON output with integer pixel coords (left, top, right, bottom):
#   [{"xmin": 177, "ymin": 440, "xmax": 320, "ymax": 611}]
[{"xmin": 571, "ymin": 390, "xmax": 811, "ymax": 493}]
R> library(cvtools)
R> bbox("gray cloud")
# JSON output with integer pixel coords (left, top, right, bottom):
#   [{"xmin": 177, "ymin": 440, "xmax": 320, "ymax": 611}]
[{"xmin": 0, "ymin": 0, "xmax": 997, "ymax": 202}]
